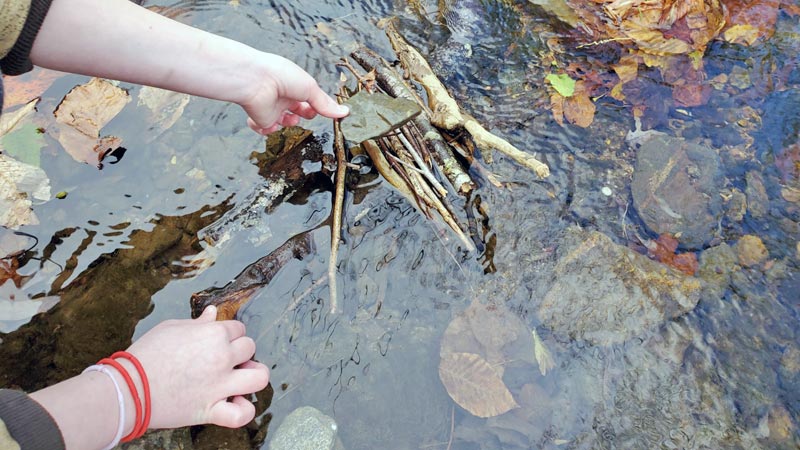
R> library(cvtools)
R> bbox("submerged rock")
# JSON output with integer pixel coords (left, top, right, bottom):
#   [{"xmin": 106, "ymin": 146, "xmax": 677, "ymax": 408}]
[
  {"xmin": 628, "ymin": 131, "xmax": 723, "ymax": 249},
  {"xmin": 538, "ymin": 227, "xmax": 702, "ymax": 346},
  {"xmin": 269, "ymin": 406, "xmax": 342, "ymax": 450},
  {"xmin": 736, "ymin": 235, "xmax": 769, "ymax": 267}
]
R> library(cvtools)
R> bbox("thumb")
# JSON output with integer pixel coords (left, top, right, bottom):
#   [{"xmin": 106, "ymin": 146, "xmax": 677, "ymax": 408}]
[
  {"xmin": 306, "ymin": 87, "xmax": 349, "ymax": 119},
  {"xmin": 197, "ymin": 305, "xmax": 218, "ymax": 323}
]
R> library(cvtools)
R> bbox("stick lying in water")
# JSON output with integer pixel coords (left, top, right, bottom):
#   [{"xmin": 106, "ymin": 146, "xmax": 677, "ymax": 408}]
[{"xmin": 383, "ymin": 20, "xmax": 550, "ymax": 178}]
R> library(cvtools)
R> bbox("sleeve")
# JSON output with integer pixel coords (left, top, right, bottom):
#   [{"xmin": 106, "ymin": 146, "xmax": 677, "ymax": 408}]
[
  {"xmin": 0, "ymin": 0, "xmax": 54, "ymax": 75},
  {"xmin": 0, "ymin": 389, "xmax": 65, "ymax": 450}
]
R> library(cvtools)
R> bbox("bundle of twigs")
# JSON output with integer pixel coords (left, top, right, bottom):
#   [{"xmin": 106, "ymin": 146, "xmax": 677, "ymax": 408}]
[{"xmin": 326, "ymin": 21, "xmax": 550, "ymax": 312}]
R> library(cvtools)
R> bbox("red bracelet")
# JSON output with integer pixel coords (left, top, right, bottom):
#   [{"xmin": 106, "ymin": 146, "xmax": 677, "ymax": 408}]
[
  {"xmin": 111, "ymin": 351, "xmax": 151, "ymax": 439},
  {"xmin": 97, "ymin": 357, "xmax": 142, "ymax": 443}
]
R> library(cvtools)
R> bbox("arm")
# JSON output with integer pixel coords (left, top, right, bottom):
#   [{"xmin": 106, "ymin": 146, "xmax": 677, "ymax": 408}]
[
  {"xmin": 30, "ymin": 306, "xmax": 268, "ymax": 450},
  {"xmin": 29, "ymin": 0, "xmax": 348, "ymax": 133}
]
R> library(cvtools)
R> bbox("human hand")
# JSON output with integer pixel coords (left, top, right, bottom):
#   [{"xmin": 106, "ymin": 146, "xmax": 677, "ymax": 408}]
[
  {"xmin": 241, "ymin": 53, "xmax": 349, "ymax": 135},
  {"xmin": 124, "ymin": 305, "xmax": 269, "ymax": 429}
]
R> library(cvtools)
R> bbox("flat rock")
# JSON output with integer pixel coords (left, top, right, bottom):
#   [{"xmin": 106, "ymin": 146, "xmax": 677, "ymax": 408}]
[
  {"xmin": 538, "ymin": 227, "xmax": 702, "ymax": 346},
  {"xmin": 629, "ymin": 131, "xmax": 723, "ymax": 249},
  {"xmin": 341, "ymin": 91, "xmax": 421, "ymax": 144},
  {"xmin": 269, "ymin": 406, "xmax": 342, "ymax": 450}
]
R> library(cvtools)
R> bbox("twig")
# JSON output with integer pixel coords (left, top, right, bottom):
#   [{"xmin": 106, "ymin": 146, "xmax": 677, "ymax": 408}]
[
  {"xmin": 329, "ymin": 114, "xmax": 347, "ymax": 314},
  {"xmin": 396, "ymin": 130, "xmax": 448, "ymax": 197},
  {"xmin": 446, "ymin": 405, "xmax": 455, "ymax": 450}
]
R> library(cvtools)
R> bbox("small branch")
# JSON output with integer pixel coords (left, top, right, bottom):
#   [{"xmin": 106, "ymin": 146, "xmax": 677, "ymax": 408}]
[{"xmin": 329, "ymin": 114, "xmax": 347, "ymax": 314}]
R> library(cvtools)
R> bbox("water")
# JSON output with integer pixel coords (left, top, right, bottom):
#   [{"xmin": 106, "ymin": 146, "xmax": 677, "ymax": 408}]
[{"xmin": 1, "ymin": 1, "xmax": 799, "ymax": 449}]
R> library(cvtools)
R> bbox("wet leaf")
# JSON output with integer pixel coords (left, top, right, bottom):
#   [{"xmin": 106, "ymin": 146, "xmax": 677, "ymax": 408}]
[
  {"xmin": 531, "ymin": 328, "xmax": 555, "ymax": 376},
  {"xmin": 439, "ymin": 352, "xmax": 518, "ymax": 418},
  {"xmin": 1, "ymin": 68, "xmax": 64, "ymax": 109},
  {"xmin": 2, "ymin": 124, "xmax": 46, "ymax": 167},
  {"xmin": 54, "ymin": 78, "xmax": 130, "ymax": 166},
  {"xmin": 550, "ymin": 93, "xmax": 566, "ymax": 126},
  {"xmin": 648, "ymin": 233, "xmax": 698, "ymax": 276},
  {"xmin": 0, "ymin": 154, "xmax": 51, "ymax": 229},
  {"xmin": 545, "ymin": 73, "xmax": 576, "ymax": 97},
  {"xmin": 563, "ymin": 82, "xmax": 595, "ymax": 128},
  {"xmin": 0, "ymin": 98, "xmax": 38, "ymax": 138},
  {"xmin": 137, "ymin": 86, "xmax": 190, "ymax": 137},
  {"xmin": 341, "ymin": 90, "xmax": 421, "ymax": 143},
  {"xmin": 0, "ymin": 257, "xmax": 27, "ymax": 288}
]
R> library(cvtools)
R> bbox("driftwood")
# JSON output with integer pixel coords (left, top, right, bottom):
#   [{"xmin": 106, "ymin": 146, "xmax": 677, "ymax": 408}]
[
  {"xmin": 383, "ymin": 21, "xmax": 550, "ymax": 178},
  {"xmin": 190, "ymin": 231, "xmax": 315, "ymax": 320}
]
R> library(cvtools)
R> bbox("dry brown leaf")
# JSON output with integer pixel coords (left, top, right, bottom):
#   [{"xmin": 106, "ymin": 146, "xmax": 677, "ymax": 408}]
[
  {"xmin": 563, "ymin": 82, "xmax": 596, "ymax": 128},
  {"xmin": 439, "ymin": 352, "xmax": 519, "ymax": 418},
  {"xmin": 2, "ymin": 69, "xmax": 65, "ymax": 109},
  {"xmin": 724, "ymin": 0, "xmax": 781, "ymax": 44},
  {"xmin": 0, "ymin": 98, "xmax": 38, "ymax": 138},
  {"xmin": 613, "ymin": 55, "xmax": 639, "ymax": 83},
  {"xmin": 54, "ymin": 78, "xmax": 130, "ymax": 166}
]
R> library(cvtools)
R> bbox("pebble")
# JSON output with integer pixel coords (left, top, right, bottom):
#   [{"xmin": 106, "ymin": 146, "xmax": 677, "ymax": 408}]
[
  {"xmin": 736, "ymin": 235, "xmax": 769, "ymax": 267},
  {"xmin": 601, "ymin": 186, "xmax": 613, "ymax": 196}
]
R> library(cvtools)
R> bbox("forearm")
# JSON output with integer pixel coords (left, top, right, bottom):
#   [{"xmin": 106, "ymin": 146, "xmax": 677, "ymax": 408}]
[
  {"xmin": 30, "ymin": 364, "xmax": 139, "ymax": 450},
  {"xmin": 30, "ymin": 0, "xmax": 264, "ymax": 105}
]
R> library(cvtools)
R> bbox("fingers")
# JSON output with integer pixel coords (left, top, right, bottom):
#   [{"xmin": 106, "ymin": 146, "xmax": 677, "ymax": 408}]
[
  {"xmin": 225, "ymin": 364, "xmax": 270, "ymax": 397},
  {"xmin": 306, "ymin": 87, "xmax": 349, "ymax": 119},
  {"xmin": 208, "ymin": 396, "xmax": 256, "ymax": 428},
  {"xmin": 217, "ymin": 320, "xmax": 247, "ymax": 341},
  {"xmin": 197, "ymin": 305, "xmax": 218, "ymax": 323},
  {"xmin": 229, "ymin": 335, "xmax": 256, "ymax": 365}
]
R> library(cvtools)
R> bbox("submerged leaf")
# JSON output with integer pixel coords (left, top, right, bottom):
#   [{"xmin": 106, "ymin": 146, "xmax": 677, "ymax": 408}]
[
  {"xmin": 531, "ymin": 328, "xmax": 555, "ymax": 376},
  {"xmin": 137, "ymin": 86, "xmax": 191, "ymax": 137},
  {"xmin": 439, "ymin": 352, "xmax": 518, "ymax": 418},
  {"xmin": 545, "ymin": 73, "xmax": 576, "ymax": 97},
  {"xmin": 1, "ymin": 123, "xmax": 46, "ymax": 167},
  {"xmin": 341, "ymin": 90, "xmax": 421, "ymax": 143},
  {"xmin": 0, "ymin": 154, "xmax": 51, "ymax": 229},
  {"xmin": 1, "ymin": 68, "xmax": 64, "ymax": 109}
]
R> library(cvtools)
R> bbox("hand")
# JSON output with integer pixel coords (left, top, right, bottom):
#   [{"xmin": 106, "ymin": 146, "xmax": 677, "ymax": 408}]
[
  {"xmin": 241, "ymin": 53, "xmax": 350, "ymax": 135},
  {"xmin": 125, "ymin": 305, "xmax": 269, "ymax": 429}
]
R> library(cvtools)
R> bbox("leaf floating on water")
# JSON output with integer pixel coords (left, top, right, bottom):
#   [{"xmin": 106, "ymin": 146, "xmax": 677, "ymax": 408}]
[
  {"xmin": 0, "ymin": 98, "xmax": 38, "ymax": 138},
  {"xmin": 1, "ymin": 68, "xmax": 64, "ymax": 109},
  {"xmin": 54, "ymin": 78, "xmax": 130, "ymax": 166},
  {"xmin": 438, "ymin": 352, "xmax": 518, "ymax": 418},
  {"xmin": 0, "ymin": 154, "xmax": 51, "ymax": 229},
  {"xmin": 340, "ymin": 90, "xmax": 421, "ymax": 144},
  {"xmin": 532, "ymin": 328, "xmax": 555, "ymax": 376}
]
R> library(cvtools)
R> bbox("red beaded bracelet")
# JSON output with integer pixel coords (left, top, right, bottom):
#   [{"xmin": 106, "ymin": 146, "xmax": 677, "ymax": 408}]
[
  {"xmin": 112, "ymin": 351, "xmax": 151, "ymax": 439},
  {"xmin": 97, "ymin": 357, "xmax": 143, "ymax": 443}
]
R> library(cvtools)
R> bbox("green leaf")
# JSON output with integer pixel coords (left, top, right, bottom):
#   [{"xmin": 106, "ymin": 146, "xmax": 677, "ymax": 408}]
[
  {"xmin": 341, "ymin": 91, "xmax": 422, "ymax": 144},
  {"xmin": 2, "ymin": 123, "xmax": 46, "ymax": 167},
  {"xmin": 546, "ymin": 73, "xmax": 576, "ymax": 97}
]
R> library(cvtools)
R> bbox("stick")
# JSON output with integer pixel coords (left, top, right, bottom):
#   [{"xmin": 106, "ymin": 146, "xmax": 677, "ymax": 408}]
[
  {"xmin": 383, "ymin": 21, "xmax": 550, "ymax": 178},
  {"xmin": 329, "ymin": 116, "xmax": 347, "ymax": 314}
]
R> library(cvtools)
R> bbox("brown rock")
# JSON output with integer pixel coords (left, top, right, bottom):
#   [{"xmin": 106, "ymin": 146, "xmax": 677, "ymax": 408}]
[
  {"xmin": 736, "ymin": 235, "xmax": 769, "ymax": 267},
  {"xmin": 767, "ymin": 405, "xmax": 794, "ymax": 441}
]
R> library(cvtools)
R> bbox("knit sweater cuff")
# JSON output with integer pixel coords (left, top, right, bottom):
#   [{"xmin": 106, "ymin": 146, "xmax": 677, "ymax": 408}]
[
  {"xmin": 0, "ymin": 0, "xmax": 54, "ymax": 75},
  {"xmin": 0, "ymin": 389, "xmax": 65, "ymax": 450}
]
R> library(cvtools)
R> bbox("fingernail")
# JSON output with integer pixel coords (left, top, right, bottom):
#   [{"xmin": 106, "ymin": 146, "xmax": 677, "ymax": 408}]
[{"xmin": 337, "ymin": 104, "xmax": 350, "ymax": 115}]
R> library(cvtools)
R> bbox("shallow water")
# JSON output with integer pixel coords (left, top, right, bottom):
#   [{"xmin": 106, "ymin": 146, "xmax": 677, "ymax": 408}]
[{"xmin": 1, "ymin": 1, "xmax": 799, "ymax": 449}]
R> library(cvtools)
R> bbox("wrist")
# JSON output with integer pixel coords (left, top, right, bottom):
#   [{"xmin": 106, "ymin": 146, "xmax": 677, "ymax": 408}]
[{"xmin": 105, "ymin": 359, "xmax": 140, "ymax": 438}]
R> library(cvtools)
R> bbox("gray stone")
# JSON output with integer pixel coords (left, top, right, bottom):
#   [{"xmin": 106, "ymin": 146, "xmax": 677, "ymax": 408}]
[
  {"xmin": 269, "ymin": 406, "xmax": 341, "ymax": 450},
  {"xmin": 538, "ymin": 227, "xmax": 702, "ymax": 346},
  {"xmin": 341, "ymin": 91, "xmax": 421, "ymax": 144},
  {"xmin": 745, "ymin": 170, "xmax": 769, "ymax": 219},
  {"xmin": 629, "ymin": 131, "xmax": 724, "ymax": 249}
]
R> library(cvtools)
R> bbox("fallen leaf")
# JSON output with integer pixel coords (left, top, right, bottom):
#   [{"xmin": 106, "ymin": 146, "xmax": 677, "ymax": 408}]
[
  {"xmin": 137, "ymin": 86, "xmax": 190, "ymax": 137},
  {"xmin": 563, "ymin": 82, "xmax": 595, "ymax": 128},
  {"xmin": 1, "ymin": 123, "xmax": 46, "ymax": 167},
  {"xmin": 439, "ymin": 352, "xmax": 519, "ymax": 418},
  {"xmin": 648, "ymin": 233, "xmax": 698, "ymax": 276},
  {"xmin": 531, "ymin": 328, "xmax": 555, "ymax": 376},
  {"xmin": 723, "ymin": 24, "xmax": 762, "ymax": 45},
  {"xmin": 550, "ymin": 93, "xmax": 566, "ymax": 126},
  {"xmin": 0, "ymin": 98, "xmax": 38, "ymax": 138},
  {"xmin": 1, "ymin": 69, "xmax": 65, "ymax": 109},
  {"xmin": 0, "ymin": 257, "xmax": 27, "ymax": 288},
  {"xmin": 546, "ymin": 73, "xmax": 576, "ymax": 97},
  {"xmin": 54, "ymin": 78, "xmax": 129, "ymax": 166},
  {"xmin": 0, "ymin": 154, "xmax": 51, "ymax": 229}
]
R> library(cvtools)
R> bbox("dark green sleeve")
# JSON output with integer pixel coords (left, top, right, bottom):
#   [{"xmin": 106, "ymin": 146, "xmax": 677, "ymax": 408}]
[
  {"xmin": 0, "ymin": 0, "xmax": 54, "ymax": 75},
  {"xmin": 0, "ymin": 389, "xmax": 65, "ymax": 450}
]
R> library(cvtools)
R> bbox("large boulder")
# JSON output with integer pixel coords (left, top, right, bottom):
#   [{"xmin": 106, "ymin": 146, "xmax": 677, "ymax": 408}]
[
  {"xmin": 629, "ymin": 131, "xmax": 724, "ymax": 249},
  {"xmin": 538, "ymin": 227, "xmax": 702, "ymax": 346}
]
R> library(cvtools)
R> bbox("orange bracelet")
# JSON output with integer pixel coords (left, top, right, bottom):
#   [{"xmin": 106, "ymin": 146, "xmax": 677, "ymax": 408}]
[{"xmin": 111, "ymin": 351, "xmax": 151, "ymax": 439}]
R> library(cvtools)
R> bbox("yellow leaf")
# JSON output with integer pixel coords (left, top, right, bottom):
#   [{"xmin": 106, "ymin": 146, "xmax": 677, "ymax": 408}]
[{"xmin": 723, "ymin": 24, "xmax": 762, "ymax": 46}]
